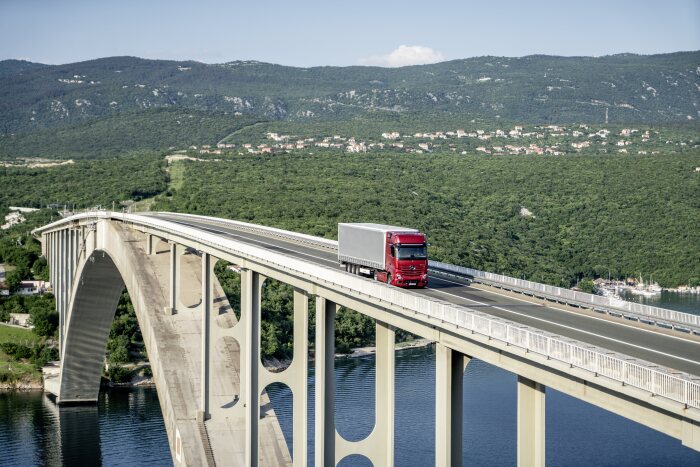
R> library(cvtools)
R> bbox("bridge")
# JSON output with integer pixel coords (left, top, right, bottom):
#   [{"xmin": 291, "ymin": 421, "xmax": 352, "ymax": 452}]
[{"xmin": 33, "ymin": 211, "xmax": 700, "ymax": 466}]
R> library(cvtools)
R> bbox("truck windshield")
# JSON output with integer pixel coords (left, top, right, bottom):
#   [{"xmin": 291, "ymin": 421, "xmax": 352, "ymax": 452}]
[{"xmin": 396, "ymin": 245, "xmax": 427, "ymax": 260}]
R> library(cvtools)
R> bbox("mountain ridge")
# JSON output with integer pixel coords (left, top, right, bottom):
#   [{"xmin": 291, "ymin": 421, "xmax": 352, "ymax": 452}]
[{"xmin": 1, "ymin": 52, "xmax": 698, "ymax": 136}]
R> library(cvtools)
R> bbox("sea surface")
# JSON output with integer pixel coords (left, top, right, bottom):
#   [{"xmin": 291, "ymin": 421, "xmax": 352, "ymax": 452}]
[
  {"xmin": 1, "ymin": 294, "xmax": 699, "ymax": 466},
  {"xmin": 0, "ymin": 387, "xmax": 171, "ymax": 466},
  {"xmin": 618, "ymin": 289, "xmax": 700, "ymax": 315}
]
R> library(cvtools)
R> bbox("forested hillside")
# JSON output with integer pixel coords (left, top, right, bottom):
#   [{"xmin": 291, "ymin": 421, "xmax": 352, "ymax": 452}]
[
  {"xmin": 0, "ymin": 109, "xmax": 259, "ymax": 159},
  {"xmin": 153, "ymin": 152, "xmax": 700, "ymax": 288},
  {"xmin": 1, "ymin": 52, "xmax": 698, "ymax": 138}
]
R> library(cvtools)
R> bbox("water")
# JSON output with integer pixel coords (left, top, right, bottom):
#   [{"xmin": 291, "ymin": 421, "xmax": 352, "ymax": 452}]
[
  {"xmin": 2, "ymin": 295, "xmax": 699, "ymax": 466},
  {"xmin": 618, "ymin": 289, "xmax": 700, "ymax": 315},
  {"xmin": 0, "ymin": 388, "xmax": 172, "ymax": 467},
  {"xmin": 267, "ymin": 346, "xmax": 700, "ymax": 466}
]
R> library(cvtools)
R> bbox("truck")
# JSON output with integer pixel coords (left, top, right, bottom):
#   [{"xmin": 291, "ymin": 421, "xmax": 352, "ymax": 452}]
[{"xmin": 338, "ymin": 223, "xmax": 428, "ymax": 288}]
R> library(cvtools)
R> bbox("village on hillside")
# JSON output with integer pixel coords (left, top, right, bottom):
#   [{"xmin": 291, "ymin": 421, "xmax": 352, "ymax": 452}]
[{"xmin": 179, "ymin": 123, "xmax": 695, "ymax": 158}]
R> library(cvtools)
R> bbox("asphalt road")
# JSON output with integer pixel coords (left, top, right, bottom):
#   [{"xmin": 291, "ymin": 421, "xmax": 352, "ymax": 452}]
[{"xmin": 146, "ymin": 212, "xmax": 700, "ymax": 377}]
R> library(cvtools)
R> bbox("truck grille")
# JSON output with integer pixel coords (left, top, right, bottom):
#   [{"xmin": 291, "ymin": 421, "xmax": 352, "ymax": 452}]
[{"xmin": 397, "ymin": 265, "xmax": 426, "ymax": 275}]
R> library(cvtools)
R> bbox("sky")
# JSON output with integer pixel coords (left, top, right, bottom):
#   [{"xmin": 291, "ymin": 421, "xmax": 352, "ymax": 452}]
[{"xmin": 1, "ymin": 0, "xmax": 698, "ymax": 67}]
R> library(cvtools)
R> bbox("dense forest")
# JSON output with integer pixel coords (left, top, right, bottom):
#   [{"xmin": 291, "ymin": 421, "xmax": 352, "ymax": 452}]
[
  {"xmin": 0, "ymin": 110, "xmax": 260, "ymax": 159},
  {"xmin": 0, "ymin": 152, "xmax": 167, "ymax": 207},
  {"xmin": 154, "ymin": 152, "xmax": 700, "ymax": 288}
]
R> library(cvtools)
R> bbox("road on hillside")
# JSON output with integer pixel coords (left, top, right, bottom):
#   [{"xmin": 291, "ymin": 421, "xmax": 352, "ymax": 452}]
[{"xmin": 145, "ymin": 212, "xmax": 700, "ymax": 377}]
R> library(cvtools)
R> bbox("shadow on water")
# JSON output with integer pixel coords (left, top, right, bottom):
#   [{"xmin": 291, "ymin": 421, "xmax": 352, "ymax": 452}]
[
  {"xmin": 1, "ymin": 387, "xmax": 171, "ymax": 467},
  {"xmin": 58, "ymin": 403, "xmax": 103, "ymax": 466}
]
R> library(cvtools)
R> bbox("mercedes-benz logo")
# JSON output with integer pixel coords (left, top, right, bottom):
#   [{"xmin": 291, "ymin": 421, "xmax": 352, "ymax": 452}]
[{"xmin": 409, "ymin": 265, "xmax": 415, "ymax": 270}]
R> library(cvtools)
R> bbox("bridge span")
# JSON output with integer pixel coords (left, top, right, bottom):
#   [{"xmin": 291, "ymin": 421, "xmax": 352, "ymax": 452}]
[{"xmin": 34, "ymin": 211, "xmax": 700, "ymax": 466}]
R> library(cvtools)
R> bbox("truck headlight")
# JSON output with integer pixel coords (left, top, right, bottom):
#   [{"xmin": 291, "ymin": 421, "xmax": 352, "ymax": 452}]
[
  {"xmin": 422, "ymin": 274, "xmax": 428, "ymax": 280},
  {"xmin": 396, "ymin": 274, "xmax": 402, "ymax": 280}
]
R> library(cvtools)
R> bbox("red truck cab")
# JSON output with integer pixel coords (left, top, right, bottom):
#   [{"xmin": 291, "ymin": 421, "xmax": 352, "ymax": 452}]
[{"xmin": 381, "ymin": 231, "xmax": 429, "ymax": 287}]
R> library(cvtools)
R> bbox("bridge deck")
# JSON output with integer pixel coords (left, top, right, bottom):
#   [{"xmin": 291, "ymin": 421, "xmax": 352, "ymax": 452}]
[{"xmin": 148, "ymin": 212, "xmax": 700, "ymax": 378}]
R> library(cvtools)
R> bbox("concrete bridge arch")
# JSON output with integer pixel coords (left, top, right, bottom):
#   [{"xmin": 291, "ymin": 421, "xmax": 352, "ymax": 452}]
[{"xmin": 50, "ymin": 219, "xmax": 291, "ymax": 466}]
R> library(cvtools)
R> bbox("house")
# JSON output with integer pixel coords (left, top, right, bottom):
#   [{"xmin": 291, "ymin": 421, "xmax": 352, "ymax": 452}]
[{"xmin": 16, "ymin": 280, "xmax": 50, "ymax": 295}]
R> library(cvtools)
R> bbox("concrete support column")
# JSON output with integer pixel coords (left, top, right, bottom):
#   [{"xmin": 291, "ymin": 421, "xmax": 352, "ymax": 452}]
[
  {"xmin": 374, "ymin": 321, "xmax": 395, "ymax": 467},
  {"xmin": 315, "ymin": 297, "xmax": 336, "ymax": 467},
  {"xmin": 199, "ymin": 252, "xmax": 213, "ymax": 421},
  {"xmin": 291, "ymin": 289, "xmax": 309, "ymax": 467},
  {"xmin": 146, "ymin": 234, "xmax": 154, "ymax": 256},
  {"xmin": 167, "ymin": 242, "xmax": 180, "ymax": 315},
  {"xmin": 49, "ymin": 232, "xmax": 55, "ymax": 293},
  {"xmin": 517, "ymin": 375, "xmax": 546, "ymax": 467},
  {"xmin": 67, "ymin": 229, "xmax": 74, "ymax": 294},
  {"xmin": 435, "ymin": 344, "xmax": 469, "ymax": 467},
  {"xmin": 73, "ymin": 228, "xmax": 79, "ymax": 266},
  {"xmin": 80, "ymin": 225, "xmax": 85, "ymax": 254},
  {"xmin": 242, "ymin": 269, "xmax": 262, "ymax": 467},
  {"xmin": 59, "ymin": 229, "xmax": 67, "ymax": 354}
]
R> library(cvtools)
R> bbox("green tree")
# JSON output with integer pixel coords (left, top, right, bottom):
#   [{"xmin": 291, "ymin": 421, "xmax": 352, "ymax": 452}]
[
  {"xmin": 578, "ymin": 279, "xmax": 596, "ymax": 294},
  {"xmin": 29, "ymin": 307, "xmax": 58, "ymax": 338},
  {"xmin": 4, "ymin": 270, "xmax": 22, "ymax": 293},
  {"xmin": 32, "ymin": 257, "xmax": 49, "ymax": 281},
  {"xmin": 107, "ymin": 334, "xmax": 130, "ymax": 364}
]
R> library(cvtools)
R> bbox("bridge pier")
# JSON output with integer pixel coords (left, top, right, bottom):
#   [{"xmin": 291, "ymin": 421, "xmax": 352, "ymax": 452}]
[
  {"xmin": 435, "ymin": 344, "xmax": 470, "ymax": 467},
  {"xmin": 200, "ymin": 252, "xmax": 214, "ymax": 421},
  {"xmin": 146, "ymin": 233, "xmax": 155, "ymax": 256},
  {"xmin": 517, "ymin": 375, "xmax": 546, "ymax": 467},
  {"xmin": 59, "ymin": 229, "xmax": 67, "ymax": 353},
  {"xmin": 315, "ymin": 297, "xmax": 336, "ymax": 467},
  {"xmin": 167, "ymin": 242, "xmax": 181, "ymax": 315},
  {"xmin": 242, "ymin": 268, "xmax": 263, "ymax": 467},
  {"xmin": 333, "ymin": 320, "xmax": 395, "ymax": 466}
]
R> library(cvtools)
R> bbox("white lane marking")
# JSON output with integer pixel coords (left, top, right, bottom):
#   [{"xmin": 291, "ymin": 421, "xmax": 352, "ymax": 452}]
[
  {"xmin": 431, "ymin": 276, "xmax": 700, "ymax": 346},
  {"xmin": 427, "ymin": 283, "xmax": 700, "ymax": 367}
]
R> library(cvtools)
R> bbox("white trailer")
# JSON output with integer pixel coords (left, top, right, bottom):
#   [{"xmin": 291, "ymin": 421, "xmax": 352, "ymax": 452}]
[{"xmin": 338, "ymin": 223, "xmax": 419, "ymax": 271}]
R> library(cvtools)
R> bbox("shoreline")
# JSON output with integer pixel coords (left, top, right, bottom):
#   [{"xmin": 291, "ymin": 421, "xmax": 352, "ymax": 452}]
[
  {"xmin": 264, "ymin": 338, "xmax": 434, "ymax": 372},
  {"xmin": 1, "ymin": 339, "xmax": 435, "ymax": 392},
  {"xmin": 0, "ymin": 379, "xmax": 43, "ymax": 391}
]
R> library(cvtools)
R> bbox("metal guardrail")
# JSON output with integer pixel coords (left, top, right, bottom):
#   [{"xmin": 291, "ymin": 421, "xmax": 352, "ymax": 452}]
[
  {"xmin": 429, "ymin": 261, "xmax": 700, "ymax": 332},
  {"xmin": 33, "ymin": 212, "xmax": 700, "ymax": 410}
]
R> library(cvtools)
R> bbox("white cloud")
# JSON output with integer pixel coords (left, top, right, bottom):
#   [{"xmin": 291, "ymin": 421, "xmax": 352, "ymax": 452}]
[{"xmin": 360, "ymin": 45, "xmax": 445, "ymax": 67}]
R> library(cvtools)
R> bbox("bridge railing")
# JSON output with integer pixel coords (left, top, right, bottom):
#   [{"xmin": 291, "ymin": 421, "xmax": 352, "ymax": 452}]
[
  {"xmin": 34, "ymin": 212, "xmax": 700, "ymax": 409},
  {"xmin": 429, "ymin": 260, "xmax": 700, "ymax": 332}
]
